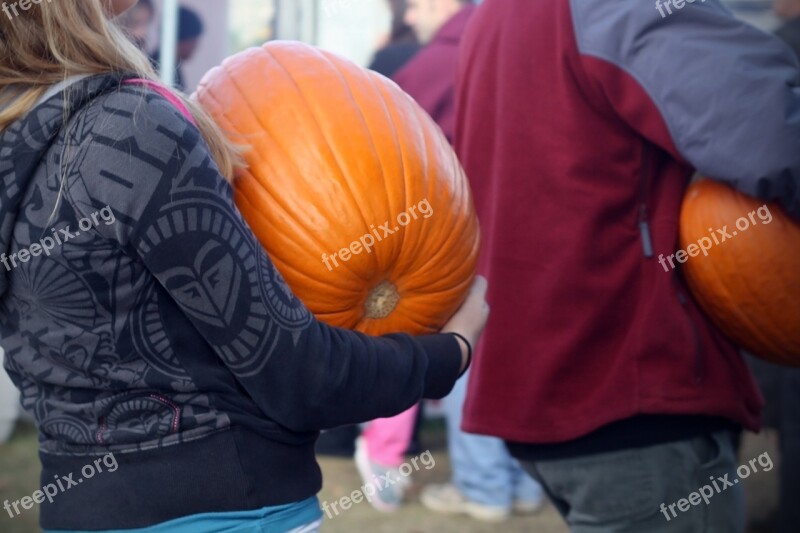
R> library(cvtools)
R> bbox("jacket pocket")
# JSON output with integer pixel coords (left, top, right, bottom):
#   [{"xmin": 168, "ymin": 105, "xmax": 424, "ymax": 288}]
[{"xmin": 95, "ymin": 391, "xmax": 181, "ymax": 445}]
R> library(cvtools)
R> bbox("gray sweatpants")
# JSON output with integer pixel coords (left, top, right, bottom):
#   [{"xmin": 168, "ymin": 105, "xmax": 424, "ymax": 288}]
[{"xmin": 521, "ymin": 430, "xmax": 744, "ymax": 532}]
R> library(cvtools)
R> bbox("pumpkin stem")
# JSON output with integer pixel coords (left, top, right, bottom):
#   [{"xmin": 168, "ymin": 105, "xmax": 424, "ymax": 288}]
[{"xmin": 364, "ymin": 281, "xmax": 400, "ymax": 319}]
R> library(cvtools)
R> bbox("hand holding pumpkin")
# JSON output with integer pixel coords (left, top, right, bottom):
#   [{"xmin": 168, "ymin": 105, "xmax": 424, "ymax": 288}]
[{"xmin": 442, "ymin": 276, "xmax": 490, "ymax": 373}]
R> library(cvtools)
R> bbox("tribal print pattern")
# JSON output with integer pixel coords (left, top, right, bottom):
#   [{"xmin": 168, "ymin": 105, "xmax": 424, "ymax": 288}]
[{"xmin": 0, "ymin": 75, "xmax": 312, "ymax": 454}]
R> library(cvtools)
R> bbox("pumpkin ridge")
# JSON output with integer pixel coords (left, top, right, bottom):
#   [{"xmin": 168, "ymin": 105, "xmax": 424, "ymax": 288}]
[
  {"xmin": 238, "ymin": 54, "xmax": 333, "ymax": 195},
  {"xmin": 383, "ymin": 301, "xmax": 437, "ymax": 334},
  {"xmin": 235, "ymin": 188, "xmax": 370, "ymax": 305},
  {"xmin": 407, "ymin": 105, "xmax": 468, "ymax": 267},
  {"xmin": 369, "ymin": 74, "xmax": 417, "ymax": 262},
  {"xmin": 234, "ymin": 174, "xmax": 330, "ymax": 277},
  {"xmin": 221, "ymin": 64, "xmax": 320, "ymax": 233},
  {"xmin": 229, "ymin": 58, "xmax": 357, "ymax": 260},
  {"xmin": 316, "ymin": 51, "xmax": 405, "ymax": 254},
  {"xmin": 367, "ymin": 70, "xmax": 412, "ymax": 222},
  {"xmin": 702, "ymin": 189, "xmax": 781, "ymax": 353},
  {"xmin": 371, "ymin": 84, "xmax": 429, "ymax": 270},
  {"xmin": 271, "ymin": 46, "xmax": 378, "ymax": 238},
  {"xmin": 736, "ymin": 196, "xmax": 794, "ymax": 350}
]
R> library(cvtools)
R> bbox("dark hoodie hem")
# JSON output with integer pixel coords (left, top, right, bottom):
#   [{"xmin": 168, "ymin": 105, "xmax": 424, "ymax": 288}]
[{"xmin": 39, "ymin": 426, "xmax": 321, "ymax": 531}]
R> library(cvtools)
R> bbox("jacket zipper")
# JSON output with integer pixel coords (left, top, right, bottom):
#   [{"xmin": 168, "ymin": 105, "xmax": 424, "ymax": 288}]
[
  {"xmin": 674, "ymin": 274, "xmax": 704, "ymax": 384},
  {"xmin": 640, "ymin": 142, "xmax": 703, "ymax": 383},
  {"xmin": 638, "ymin": 142, "xmax": 654, "ymax": 258}
]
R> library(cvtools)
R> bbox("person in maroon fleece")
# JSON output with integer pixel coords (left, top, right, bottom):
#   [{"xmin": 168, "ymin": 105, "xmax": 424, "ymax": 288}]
[
  {"xmin": 393, "ymin": 0, "xmax": 475, "ymax": 142},
  {"xmin": 456, "ymin": 0, "xmax": 800, "ymax": 531}
]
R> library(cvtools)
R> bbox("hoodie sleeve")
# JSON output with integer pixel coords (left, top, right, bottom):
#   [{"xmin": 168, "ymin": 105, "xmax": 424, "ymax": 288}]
[
  {"xmin": 65, "ymin": 87, "xmax": 463, "ymax": 432},
  {"xmin": 570, "ymin": 0, "xmax": 800, "ymax": 218}
]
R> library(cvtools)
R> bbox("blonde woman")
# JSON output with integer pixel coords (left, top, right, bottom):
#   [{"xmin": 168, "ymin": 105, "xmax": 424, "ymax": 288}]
[{"xmin": 0, "ymin": 1, "xmax": 488, "ymax": 531}]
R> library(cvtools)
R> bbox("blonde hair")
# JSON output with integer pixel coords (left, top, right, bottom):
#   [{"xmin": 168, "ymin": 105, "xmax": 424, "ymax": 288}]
[{"xmin": 0, "ymin": 0, "xmax": 240, "ymax": 181}]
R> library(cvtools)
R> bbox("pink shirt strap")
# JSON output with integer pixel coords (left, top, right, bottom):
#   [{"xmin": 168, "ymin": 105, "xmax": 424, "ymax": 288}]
[{"xmin": 123, "ymin": 78, "xmax": 197, "ymax": 126}]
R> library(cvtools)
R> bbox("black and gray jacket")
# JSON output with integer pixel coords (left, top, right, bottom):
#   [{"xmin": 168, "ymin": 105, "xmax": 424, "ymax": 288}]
[{"xmin": 0, "ymin": 74, "xmax": 463, "ymax": 530}]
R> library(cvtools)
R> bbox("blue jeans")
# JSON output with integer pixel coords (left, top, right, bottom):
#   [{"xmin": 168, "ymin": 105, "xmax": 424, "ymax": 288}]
[{"xmin": 442, "ymin": 370, "xmax": 543, "ymax": 508}]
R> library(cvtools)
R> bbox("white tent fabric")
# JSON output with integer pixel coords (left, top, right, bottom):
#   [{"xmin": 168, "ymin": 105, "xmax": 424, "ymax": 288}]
[
  {"xmin": 0, "ymin": 348, "xmax": 19, "ymax": 444},
  {"xmin": 160, "ymin": 0, "xmax": 179, "ymax": 87}
]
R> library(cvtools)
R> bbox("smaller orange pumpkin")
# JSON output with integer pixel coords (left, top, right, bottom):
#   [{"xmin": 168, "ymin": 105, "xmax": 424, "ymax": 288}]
[{"xmin": 679, "ymin": 179, "xmax": 800, "ymax": 366}]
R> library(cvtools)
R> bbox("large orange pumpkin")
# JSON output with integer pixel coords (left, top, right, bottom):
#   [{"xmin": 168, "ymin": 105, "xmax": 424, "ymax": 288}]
[
  {"xmin": 195, "ymin": 42, "xmax": 479, "ymax": 336},
  {"xmin": 679, "ymin": 179, "xmax": 800, "ymax": 366}
]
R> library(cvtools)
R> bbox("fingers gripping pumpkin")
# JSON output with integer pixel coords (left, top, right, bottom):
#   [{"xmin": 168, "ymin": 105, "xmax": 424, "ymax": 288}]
[{"xmin": 196, "ymin": 42, "xmax": 479, "ymax": 335}]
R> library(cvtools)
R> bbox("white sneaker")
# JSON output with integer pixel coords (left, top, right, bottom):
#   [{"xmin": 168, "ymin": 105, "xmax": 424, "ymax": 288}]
[
  {"xmin": 420, "ymin": 483, "xmax": 511, "ymax": 522},
  {"xmin": 513, "ymin": 498, "xmax": 545, "ymax": 515},
  {"xmin": 353, "ymin": 437, "xmax": 409, "ymax": 512}
]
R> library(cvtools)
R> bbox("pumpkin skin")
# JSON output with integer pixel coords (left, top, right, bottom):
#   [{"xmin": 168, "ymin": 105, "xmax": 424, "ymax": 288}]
[
  {"xmin": 679, "ymin": 179, "xmax": 800, "ymax": 366},
  {"xmin": 195, "ymin": 42, "xmax": 479, "ymax": 336}
]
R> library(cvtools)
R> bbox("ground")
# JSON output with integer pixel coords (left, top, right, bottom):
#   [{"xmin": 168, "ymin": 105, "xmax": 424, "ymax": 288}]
[{"xmin": 0, "ymin": 421, "xmax": 781, "ymax": 533}]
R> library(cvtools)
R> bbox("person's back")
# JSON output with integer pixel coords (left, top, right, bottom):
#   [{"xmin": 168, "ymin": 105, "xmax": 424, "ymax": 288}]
[
  {"xmin": 369, "ymin": 0, "xmax": 422, "ymax": 78},
  {"xmin": 457, "ymin": 0, "xmax": 800, "ymax": 530},
  {"xmin": 392, "ymin": 1, "xmax": 476, "ymax": 141},
  {"xmin": 760, "ymin": 6, "xmax": 800, "ymax": 533},
  {"xmin": 369, "ymin": 37, "xmax": 420, "ymax": 79},
  {"xmin": 776, "ymin": 0, "xmax": 800, "ymax": 57}
]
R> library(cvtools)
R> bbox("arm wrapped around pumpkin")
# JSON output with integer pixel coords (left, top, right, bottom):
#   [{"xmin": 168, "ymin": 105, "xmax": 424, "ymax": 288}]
[
  {"xmin": 194, "ymin": 42, "xmax": 481, "ymax": 337},
  {"xmin": 76, "ymin": 81, "xmax": 483, "ymax": 431}
]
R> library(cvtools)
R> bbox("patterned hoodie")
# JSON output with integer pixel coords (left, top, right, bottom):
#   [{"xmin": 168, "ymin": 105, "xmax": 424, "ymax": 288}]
[{"xmin": 0, "ymin": 74, "xmax": 463, "ymax": 530}]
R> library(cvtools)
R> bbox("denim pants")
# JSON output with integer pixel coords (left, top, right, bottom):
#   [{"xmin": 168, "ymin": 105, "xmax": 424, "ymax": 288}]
[
  {"xmin": 520, "ymin": 430, "xmax": 744, "ymax": 532},
  {"xmin": 443, "ymin": 370, "xmax": 543, "ymax": 508}
]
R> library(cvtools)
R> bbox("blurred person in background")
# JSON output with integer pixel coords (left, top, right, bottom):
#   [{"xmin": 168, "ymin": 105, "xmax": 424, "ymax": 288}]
[
  {"xmin": 456, "ymin": 0, "xmax": 800, "ymax": 531},
  {"xmin": 776, "ymin": 0, "xmax": 800, "ymax": 52},
  {"xmin": 395, "ymin": 0, "xmax": 472, "ymax": 143},
  {"xmin": 354, "ymin": 0, "xmax": 545, "ymax": 521},
  {"xmin": 752, "ymin": 6, "xmax": 800, "ymax": 533},
  {"xmin": 151, "ymin": 5, "xmax": 203, "ymax": 91},
  {"xmin": 118, "ymin": 0, "xmax": 154, "ymax": 51},
  {"xmin": 0, "ymin": 1, "xmax": 488, "ymax": 531},
  {"xmin": 723, "ymin": 0, "xmax": 781, "ymax": 29},
  {"xmin": 368, "ymin": 0, "xmax": 421, "ymax": 78}
]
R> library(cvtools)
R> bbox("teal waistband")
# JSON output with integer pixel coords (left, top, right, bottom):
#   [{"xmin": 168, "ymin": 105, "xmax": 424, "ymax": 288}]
[{"xmin": 44, "ymin": 496, "xmax": 321, "ymax": 533}]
